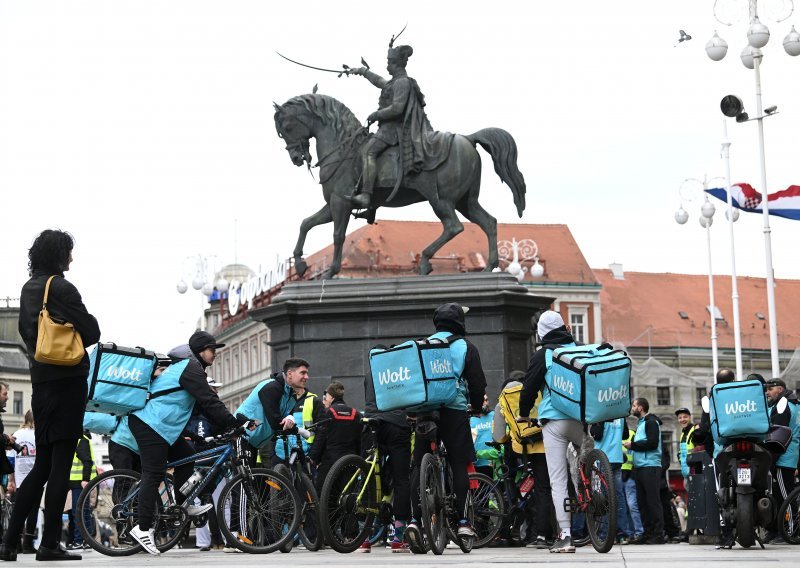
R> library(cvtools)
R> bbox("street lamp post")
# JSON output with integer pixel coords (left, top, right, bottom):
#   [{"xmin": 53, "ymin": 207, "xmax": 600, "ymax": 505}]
[
  {"xmin": 176, "ymin": 255, "xmax": 230, "ymax": 332},
  {"xmin": 720, "ymin": 121, "xmax": 744, "ymax": 379},
  {"xmin": 675, "ymin": 177, "xmax": 725, "ymax": 376},
  {"xmin": 705, "ymin": 1, "xmax": 800, "ymax": 378}
]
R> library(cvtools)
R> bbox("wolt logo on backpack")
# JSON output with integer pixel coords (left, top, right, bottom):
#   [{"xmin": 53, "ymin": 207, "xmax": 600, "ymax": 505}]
[
  {"xmin": 598, "ymin": 384, "xmax": 629, "ymax": 403},
  {"xmin": 377, "ymin": 366, "xmax": 411, "ymax": 385},
  {"xmin": 724, "ymin": 400, "xmax": 757, "ymax": 415},
  {"xmin": 552, "ymin": 374, "xmax": 575, "ymax": 396},
  {"xmin": 105, "ymin": 366, "xmax": 144, "ymax": 382}
]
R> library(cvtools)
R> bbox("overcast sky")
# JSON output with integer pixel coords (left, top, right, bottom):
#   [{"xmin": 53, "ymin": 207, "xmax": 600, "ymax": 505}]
[{"xmin": 2, "ymin": 0, "xmax": 799, "ymax": 353}]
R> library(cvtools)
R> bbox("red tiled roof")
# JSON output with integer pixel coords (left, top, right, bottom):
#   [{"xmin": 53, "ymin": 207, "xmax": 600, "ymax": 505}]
[
  {"xmin": 595, "ymin": 269, "xmax": 800, "ymax": 351},
  {"xmin": 303, "ymin": 220, "xmax": 598, "ymax": 285}
]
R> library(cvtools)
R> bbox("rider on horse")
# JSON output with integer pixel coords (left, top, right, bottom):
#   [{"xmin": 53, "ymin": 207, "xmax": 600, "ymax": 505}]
[{"xmin": 349, "ymin": 44, "xmax": 440, "ymax": 210}]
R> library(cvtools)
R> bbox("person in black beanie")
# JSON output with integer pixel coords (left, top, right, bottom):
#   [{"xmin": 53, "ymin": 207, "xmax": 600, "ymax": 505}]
[{"xmin": 126, "ymin": 330, "xmax": 251, "ymax": 556}]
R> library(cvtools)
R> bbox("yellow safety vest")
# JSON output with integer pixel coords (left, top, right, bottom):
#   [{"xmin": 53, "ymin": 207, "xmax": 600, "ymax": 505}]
[
  {"xmin": 621, "ymin": 428, "xmax": 634, "ymax": 471},
  {"xmin": 70, "ymin": 434, "xmax": 97, "ymax": 482}
]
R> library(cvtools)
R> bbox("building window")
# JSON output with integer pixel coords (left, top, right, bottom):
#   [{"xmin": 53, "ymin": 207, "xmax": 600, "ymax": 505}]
[
  {"xmin": 656, "ymin": 386, "xmax": 671, "ymax": 406},
  {"xmin": 568, "ymin": 307, "xmax": 587, "ymax": 344},
  {"xmin": 13, "ymin": 391, "xmax": 23, "ymax": 415},
  {"xmin": 251, "ymin": 342, "xmax": 258, "ymax": 372},
  {"xmin": 696, "ymin": 387, "xmax": 707, "ymax": 405},
  {"xmin": 242, "ymin": 347, "xmax": 249, "ymax": 375},
  {"xmin": 234, "ymin": 353, "xmax": 239, "ymax": 378}
]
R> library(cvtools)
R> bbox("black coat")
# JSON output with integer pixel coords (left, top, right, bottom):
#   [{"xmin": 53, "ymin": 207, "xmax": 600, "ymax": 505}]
[
  {"xmin": 18, "ymin": 270, "xmax": 101, "ymax": 383},
  {"xmin": 308, "ymin": 399, "xmax": 363, "ymax": 464}
]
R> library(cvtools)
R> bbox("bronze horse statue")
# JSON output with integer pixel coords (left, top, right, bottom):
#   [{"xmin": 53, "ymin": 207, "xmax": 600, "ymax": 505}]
[{"xmin": 273, "ymin": 93, "xmax": 526, "ymax": 279}]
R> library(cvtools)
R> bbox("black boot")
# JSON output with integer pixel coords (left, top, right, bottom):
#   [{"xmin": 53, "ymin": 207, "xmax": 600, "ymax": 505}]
[
  {"xmin": 35, "ymin": 544, "xmax": 81, "ymax": 561},
  {"xmin": 351, "ymin": 191, "xmax": 372, "ymax": 209},
  {"xmin": 21, "ymin": 534, "xmax": 36, "ymax": 554},
  {"xmin": 0, "ymin": 543, "xmax": 17, "ymax": 561}
]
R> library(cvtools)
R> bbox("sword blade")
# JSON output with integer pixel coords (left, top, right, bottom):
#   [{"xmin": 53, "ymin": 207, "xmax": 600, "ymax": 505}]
[{"xmin": 276, "ymin": 52, "xmax": 344, "ymax": 74}]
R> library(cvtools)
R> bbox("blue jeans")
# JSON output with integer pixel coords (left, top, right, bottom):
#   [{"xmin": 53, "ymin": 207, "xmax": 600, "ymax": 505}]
[
  {"xmin": 71, "ymin": 486, "xmax": 95, "ymax": 545},
  {"xmin": 623, "ymin": 473, "xmax": 644, "ymax": 536},
  {"xmin": 612, "ymin": 465, "xmax": 633, "ymax": 537}
]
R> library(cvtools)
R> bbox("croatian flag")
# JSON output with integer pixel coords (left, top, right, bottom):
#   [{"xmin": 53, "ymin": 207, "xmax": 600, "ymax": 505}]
[{"xmin": 706, "ymin": 183, "xmax": 800, "ymax": 221}]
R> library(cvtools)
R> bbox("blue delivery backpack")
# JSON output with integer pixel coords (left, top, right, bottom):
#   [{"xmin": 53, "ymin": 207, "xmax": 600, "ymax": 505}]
[
  {"xmin": 709, "ymin": 379, "xmax": 770, "ymax": 439},
  {"xmin": 546, "ymin": 343, "xmax": 632, "ymax": 423},
  {"xmin": 86, "ymin": 343, "xmax": 158, "ymax": 416},
  {"xmin": 369, "ymin": 336, "xmax": 460, "ymax": 412}
]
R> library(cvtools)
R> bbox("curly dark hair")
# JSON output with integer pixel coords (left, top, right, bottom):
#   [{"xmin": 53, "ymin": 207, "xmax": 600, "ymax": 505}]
[{"xmin": 28, "ymin": 229, "xmax": 74, "ymax": 275}]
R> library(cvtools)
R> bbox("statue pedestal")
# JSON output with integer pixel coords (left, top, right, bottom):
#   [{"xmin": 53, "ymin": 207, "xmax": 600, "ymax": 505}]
[{"xmin": 249, "ymin": 273, "xmax": 553, "ymax": 408}]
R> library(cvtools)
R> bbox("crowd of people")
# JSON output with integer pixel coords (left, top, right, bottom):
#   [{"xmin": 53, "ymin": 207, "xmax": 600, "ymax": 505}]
[{"xmin": 1, "ymin": 228, "xmax": 798, "ymax": 560}]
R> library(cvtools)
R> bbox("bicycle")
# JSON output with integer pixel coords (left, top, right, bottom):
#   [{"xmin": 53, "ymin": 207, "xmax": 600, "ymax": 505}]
[
  {"xmin": 318, "ymin": 417, "xmax": 394, "ymax": 553},
  {"xmin": 416, "ymin": 414, "xmax": 475, "ymax": 555},
  {"xmin": 76, "ymin": 426, "xmax": 301, "ymax": 555},
  {"xmin": 272, "ymin": 423, "xmax": 325, "ymax": 552},
  {"xmin": 777, "ymin": 484, "xmax": 800, "ymax": 544},
  {"xmin": 476, "ymin": 439, "xmax": 556, "ymax": 547},
  {"xmin": 564, "ymin": 439, "xmax": 616, "ymax": 553}
]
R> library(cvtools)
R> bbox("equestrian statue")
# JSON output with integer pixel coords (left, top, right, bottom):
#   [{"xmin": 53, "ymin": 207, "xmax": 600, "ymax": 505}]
[{"xmin": 274, "ymin": 37, "xmax": 526, "ymax": 280}]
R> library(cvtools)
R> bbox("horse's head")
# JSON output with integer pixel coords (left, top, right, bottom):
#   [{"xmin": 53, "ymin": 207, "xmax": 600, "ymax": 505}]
[{"xmin": 273, "ymin": 102, "xmax": 313, "ymax": 168}]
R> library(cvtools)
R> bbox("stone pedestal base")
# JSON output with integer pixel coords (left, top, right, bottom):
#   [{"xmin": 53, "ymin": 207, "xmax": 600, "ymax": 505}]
[{"xmin": 250, "ymin": 273, "xmax": 553, "ymax": 408}]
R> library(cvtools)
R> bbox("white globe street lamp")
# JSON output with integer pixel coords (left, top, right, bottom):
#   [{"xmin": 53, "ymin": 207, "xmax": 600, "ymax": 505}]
[
  {"xmin": 706, "ymin": 31, "xmax": 729, "ymax": 61},
  {"xmin": 748, "ymin": 17, "xmax": 771, "ymax": 48},
  {"xmin": 785, "ymin": 25, "xmax": 800, "ymax": 55}
]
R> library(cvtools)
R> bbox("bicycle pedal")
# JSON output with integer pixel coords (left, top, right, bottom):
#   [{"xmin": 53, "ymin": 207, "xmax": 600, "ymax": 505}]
[{"xmin": 563, "ymin": 497, "xmax": 578, "ymax": 513}]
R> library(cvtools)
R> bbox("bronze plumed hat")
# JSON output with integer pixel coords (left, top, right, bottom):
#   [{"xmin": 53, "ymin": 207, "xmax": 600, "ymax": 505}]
[{"xmin": 387, "ymin": 44, "xmax": 413, "ymax": 64}]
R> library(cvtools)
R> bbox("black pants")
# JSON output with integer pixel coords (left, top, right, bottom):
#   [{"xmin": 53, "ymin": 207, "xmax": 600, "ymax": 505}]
[
  {"xmin": 129, "ymin": 415, "xmax": 195, "ymax": 531},
  {"xmin": 660, "ymin": 485, "xmax": 680, "ymax": 538},
  {"xmin": 774, "ymin": 466, "xmax": 798, "ymax": 503},
  {"xmin": 375, "ymin": 422, "xmax": 412, "ymax": 522},
  {"xmin": 411, "ymin": 407, "xmax": 473, "ymax": 522},
  {"xmin": 1, "ymin": 439, "xmax": 77, "ymax": 549},
  {"xmin": 530, "ymin": 452, "xmax": 555, "ymax": 539},
  {"xmin": 109, "ymin": 440, "xmax": 141, "ymax": 472},
  {"xmin": 634, "ymin": 466, "xmax": 664, "ymax": 539}
]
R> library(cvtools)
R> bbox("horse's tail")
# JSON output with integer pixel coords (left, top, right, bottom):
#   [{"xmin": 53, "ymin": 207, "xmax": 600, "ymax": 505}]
[{"xmin": 466, "ymin": 128, "xmax": 526, "ymax": 217}]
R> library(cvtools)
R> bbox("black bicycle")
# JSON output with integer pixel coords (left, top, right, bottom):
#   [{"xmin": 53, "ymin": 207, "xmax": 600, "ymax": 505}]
[
  {"xmin": 273, "ymin": 424, "xmax": 325, "ymax": 552},
  {"xmin": 76, "ymin": 427, "xmax": 301, "ymax": 555},
  {"xmin": 416, "ymin": 414, "xmax": 474, "ymax": 555}
]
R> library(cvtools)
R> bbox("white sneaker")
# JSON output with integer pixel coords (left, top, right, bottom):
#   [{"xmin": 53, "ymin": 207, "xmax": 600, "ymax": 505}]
[
  {"xmin": 222, "ymin": 546, "xmax": 243, "ymax": 553},
  {"xmin": 185, "ymin": 503, "xmax": 213, "ymax": 516},
  {"xmin": 129, "ymin": 526, "xmax": 161, "ymax": 555}
]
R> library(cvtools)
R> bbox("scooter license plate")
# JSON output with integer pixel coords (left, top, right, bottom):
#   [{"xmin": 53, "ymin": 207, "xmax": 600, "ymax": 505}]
[{"xmin": 737, "ymin": 467, "xmax": 752, "ymax": 486}]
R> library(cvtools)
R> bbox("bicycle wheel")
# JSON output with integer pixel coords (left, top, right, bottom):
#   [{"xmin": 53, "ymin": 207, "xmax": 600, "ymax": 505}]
[
  {"xmin": 297, "ymin": 471, "xmax": 323, "ymax": 551},
  {"xmin": 420, "ymin": 453, "xmax": 446, "ymax": 555},
  {"xmin": 217, "ymin": 467, "xmax": 300, "ymax": 554},
  {"xmin": 77, "ymin": 469, "xmax": 143, "ymax": 556},
  {"xmin": 582, "ymin": 449, "xmax": 616, "ymax": 553},
  {"xmin": 319, "ymin": 454, "xmax": 377, "ymax": 553},
  {"xmin": 778, "ymin": 486, "xmax": 800, "ymax": 544},
  {"xmin": 467, "ymin": 473, "xmax": 505, "ymax": 548}
]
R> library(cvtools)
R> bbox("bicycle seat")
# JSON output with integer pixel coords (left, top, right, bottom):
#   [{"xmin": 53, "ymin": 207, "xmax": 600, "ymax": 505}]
[{"xmin": 415, "ymin": 418, "xmax": 438, "ymax": 440}]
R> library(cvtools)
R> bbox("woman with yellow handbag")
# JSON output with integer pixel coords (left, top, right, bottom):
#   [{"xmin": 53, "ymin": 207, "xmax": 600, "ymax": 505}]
[{"xmin": 1, "ymin": 229, "xmax": 100, "ymax": 562}]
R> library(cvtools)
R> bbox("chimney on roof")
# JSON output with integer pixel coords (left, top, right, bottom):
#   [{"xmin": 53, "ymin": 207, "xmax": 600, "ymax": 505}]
[{"xmin": 609, "ymin": 262, "xmax": 624, "ymax": 280}]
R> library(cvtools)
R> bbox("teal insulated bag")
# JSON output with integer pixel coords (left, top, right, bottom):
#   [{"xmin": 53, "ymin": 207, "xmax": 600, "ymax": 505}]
[
  {"xmin": 710, "ymin": 379, "xmax": 770, "ymax": 439},
  {"xmin": 369, "ymin": 336, "xmax": 460, "ymax": 412},
  {"xmin": 546, "ymin": 343, "xmax": 632, "ymax": 423},
  {"xmin": 83, "ymin": 411, "xmax": 119, "ymax": 436},
  {"xmin": 86, "ymin": 343, "xmax": 157, "ymax": 416}
]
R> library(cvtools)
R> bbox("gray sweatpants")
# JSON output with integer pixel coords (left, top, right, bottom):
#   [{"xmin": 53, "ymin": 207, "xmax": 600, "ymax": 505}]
[{"xmin": 543, "ymin": 419, "xmax": 585, "ymax": 530}]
